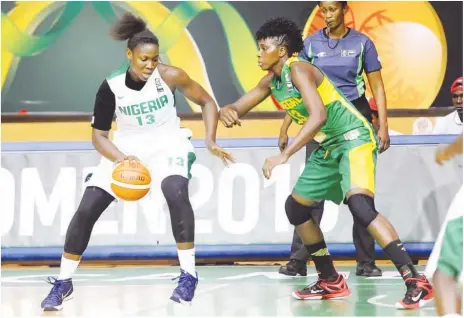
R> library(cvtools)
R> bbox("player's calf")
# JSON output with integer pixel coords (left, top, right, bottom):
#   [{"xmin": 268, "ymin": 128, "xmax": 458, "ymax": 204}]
[
  {"xmin": 162, "ymin": 175, "xmax": 199, "ymax": 304},
  {"xmin": 346, "ymin": 193, "xmax": 434, "ymax": 309},
  {"xmin": 285, "ymin": 195, "xmax": 349, "ymax": 299}
]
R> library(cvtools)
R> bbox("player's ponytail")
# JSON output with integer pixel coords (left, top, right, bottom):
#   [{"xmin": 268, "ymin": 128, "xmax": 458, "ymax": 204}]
[{"xmin": 110, "ymin": 12, "xmax": 159, "ymax": 50}]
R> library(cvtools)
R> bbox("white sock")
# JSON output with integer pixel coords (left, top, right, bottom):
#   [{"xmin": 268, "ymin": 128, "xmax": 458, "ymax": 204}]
[
  {"xmin": 58, "ymin": 255, "xmax": 80, "ymax": 280},
  {"xmin": 178, "ymin": 248, "xmax": 196, "ymax": 278}
]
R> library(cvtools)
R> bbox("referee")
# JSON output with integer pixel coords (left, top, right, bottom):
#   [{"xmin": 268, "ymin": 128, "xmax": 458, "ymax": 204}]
[{"xmin": 278, "ymin": 1, "xmax": 389, "ymax": 277}]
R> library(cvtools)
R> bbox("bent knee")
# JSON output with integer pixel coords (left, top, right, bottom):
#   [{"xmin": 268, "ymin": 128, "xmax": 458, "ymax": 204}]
[
  {"xmin": 285, "ymin": 195, "xmax": 319, "ymax": 226},
  {"xmin": 161, "ymin": 175, "xmax": 189, "ymax": 202},
  {"xmin": 346, "ymin": 194, "xmax": 378, "ymax": 227}
]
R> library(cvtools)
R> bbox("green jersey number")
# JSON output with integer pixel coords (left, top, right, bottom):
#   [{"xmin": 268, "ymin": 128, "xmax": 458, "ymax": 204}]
[
  {"xmin": 136, "ymin": 114, "xmax": 155, "ymax": 126},
  {"xmin": 168, "ymin": 156, "xmax": 185, "ymax": 167}
]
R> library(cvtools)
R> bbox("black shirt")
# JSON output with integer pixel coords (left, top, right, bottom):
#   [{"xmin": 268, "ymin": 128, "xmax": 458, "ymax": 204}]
[{"xmin": 91, "ymin": 72, "xmax": 147, "ymax": 131}]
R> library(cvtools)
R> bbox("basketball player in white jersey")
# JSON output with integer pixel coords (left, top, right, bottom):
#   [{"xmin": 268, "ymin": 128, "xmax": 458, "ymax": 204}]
[
  {"xmin": 426, "ymin": 133, "xmax": 463, "ymax": 316},
  {"xmin": 41, "ymin": 12, "xmax": 234, "ymax": 311}
]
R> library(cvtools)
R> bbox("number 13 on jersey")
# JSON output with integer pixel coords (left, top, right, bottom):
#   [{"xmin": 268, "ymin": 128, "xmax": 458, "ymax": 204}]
[{"xmin": 136, "ymin": 114, "xmax": 155, "ymax": 126}]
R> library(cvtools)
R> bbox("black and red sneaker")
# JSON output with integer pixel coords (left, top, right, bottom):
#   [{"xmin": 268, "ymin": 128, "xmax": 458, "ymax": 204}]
[
  {"xmin": 292, "ymin": 274, "xmax": 351, "ymax": 300},
  {"xmin": 396, "ymin": 275, "xmax": 434, "ymax": 309}
]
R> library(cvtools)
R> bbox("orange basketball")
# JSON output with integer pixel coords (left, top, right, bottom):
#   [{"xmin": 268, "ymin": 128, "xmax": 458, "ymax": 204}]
[{"xmin": 111, "ymin": 161, "xmax": 151, "ymax": 201}]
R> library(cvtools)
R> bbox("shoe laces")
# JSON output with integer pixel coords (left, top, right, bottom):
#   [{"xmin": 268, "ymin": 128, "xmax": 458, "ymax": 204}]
[
  {"xmin": 172, "ymin": 271, "xmax": 196, "ymax": 291},
  {"xmin": 302, "ymin": 278, "xmax": 325, "ymax": 291},
  {"xmin": 404, "ymin": 277, "xmax": 422, "ymax": 298},
  {"xmin": 44, "ymin": 277, "xmax": 66, "ymax": 302}
]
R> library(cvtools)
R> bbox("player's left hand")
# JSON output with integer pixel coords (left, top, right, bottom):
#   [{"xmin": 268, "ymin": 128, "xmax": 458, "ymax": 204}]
[
  {"xmin": 206, "ymin": 140, "xmax": 235, "ymax": 167},
  {"xmin": 435, "ymin": 145, "xmax": 455, "ymax": 165},
  {"xmin": 262, "ymin": 154, "xmax": 289, "ymax": 179},
  {"xmin": 377, "ymin": 124, "xmax": 390, "ymax": 153}
]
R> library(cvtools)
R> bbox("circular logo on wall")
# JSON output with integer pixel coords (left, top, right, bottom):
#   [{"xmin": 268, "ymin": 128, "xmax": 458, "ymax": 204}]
[{"xmin": 304, "ymin": 2, "xmax": 447, "ymax": 111}]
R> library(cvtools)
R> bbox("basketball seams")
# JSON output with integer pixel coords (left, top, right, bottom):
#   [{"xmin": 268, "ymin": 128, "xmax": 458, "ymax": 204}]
[
  {"xmin": 111, "ymin": 180, "xmax": 151, "ymax": 190},
  {"xmin": 111, "ymin": 162, "xmax": 152, "ymax": 200}
]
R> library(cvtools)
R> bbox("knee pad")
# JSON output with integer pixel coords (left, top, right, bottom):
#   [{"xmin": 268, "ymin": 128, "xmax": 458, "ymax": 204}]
[
  {"xmin": 346, "ymin": 194, "xmax": 379, "ymax": 228},
  {"xmin": 161, "ymin": 176, "xmax": 194, "ymax": 242},
  {"xmin": 285, "ymin": 195, "xmax": 314, "ymax": 226}
]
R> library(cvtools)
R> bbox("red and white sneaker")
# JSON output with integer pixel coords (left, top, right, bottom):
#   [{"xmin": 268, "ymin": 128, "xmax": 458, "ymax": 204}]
[
  {"xmin": 396, "ymin": 275, "xmax": 434, "ymax": 309},
  {"xmin": 292, "ymin": 273, "xmax": 351, "ymax": 300}
]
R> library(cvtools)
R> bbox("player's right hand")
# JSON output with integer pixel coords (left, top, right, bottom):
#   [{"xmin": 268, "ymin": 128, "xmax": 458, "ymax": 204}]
[
  {"xmin": 206, "ymin": 140, "xmax": 236, "ymax": 167},
  {"xmin": 115, "ymin": 155, "xmax": 141, "ymax": 167},
  {"xmin": 219, "ymin": 105, "xmax": 242, "ymax": 128},
  {"xmin": 278, "ymin": 134, "xmax": 288, "ymax": 152}
]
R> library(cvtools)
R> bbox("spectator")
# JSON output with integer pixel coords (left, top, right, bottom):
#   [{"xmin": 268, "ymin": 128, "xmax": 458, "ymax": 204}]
[{"xmin": 433, "ymin": 77, "xmax": 463, "ymax": 134}]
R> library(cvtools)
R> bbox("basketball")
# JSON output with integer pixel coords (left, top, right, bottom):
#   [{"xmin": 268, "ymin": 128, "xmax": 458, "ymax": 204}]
[{"xmin": 110, "ymin": 160, "xmax": 151, "ymax": 201}]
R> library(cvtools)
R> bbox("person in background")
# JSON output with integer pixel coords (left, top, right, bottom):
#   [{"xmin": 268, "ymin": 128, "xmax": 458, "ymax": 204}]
[
  {"xmin": 278, "ymin": 0, "xmax": 389, "ymax": 277},
  {"xmin": 433, "ymin": 77, "xmax": 463, "ymax": 135}
]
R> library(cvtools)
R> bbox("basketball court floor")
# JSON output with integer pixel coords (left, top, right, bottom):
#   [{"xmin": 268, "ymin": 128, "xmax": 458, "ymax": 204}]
[{"xmin": 2, "ymin": 264, "xmax": 437, "ymax": 317}]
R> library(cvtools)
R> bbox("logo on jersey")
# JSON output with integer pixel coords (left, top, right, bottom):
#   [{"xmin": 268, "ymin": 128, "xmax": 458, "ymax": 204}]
[
  {"xmin": 118, "ymin": 95, "xmax": 169, "ymax": 116},
  {"xmin": 341, "ymin": 50, "xmax": 356, "ymax": 57},
  {"xmin": 155, "ymin": 78, "xmax": 164, "ymax": 93},
  {"xmin": 284, "ymin": 73, "xmax": 294, "ymax": 92}
]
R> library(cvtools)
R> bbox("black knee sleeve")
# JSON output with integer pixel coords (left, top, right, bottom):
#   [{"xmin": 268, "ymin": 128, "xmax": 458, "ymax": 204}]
[
  {"xmin": 346, "ymin": 194, "xmax": 379, "ymax": 228},
  {"xmin": 161, "ymin": 175, "xmax": 194, "ymax": 243},
  {"xmin": 64, "ymin": 187, "xmax": 114, "ymax": 255},
  {"xmin": 285, "ymin": 195, "xmax": 314, "ymax": 226}
]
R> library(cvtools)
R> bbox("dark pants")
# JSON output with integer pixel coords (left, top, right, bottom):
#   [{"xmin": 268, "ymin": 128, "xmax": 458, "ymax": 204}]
[{"xmin": 289, "ymin": 105, "xmax": 376, "ymax": 263}]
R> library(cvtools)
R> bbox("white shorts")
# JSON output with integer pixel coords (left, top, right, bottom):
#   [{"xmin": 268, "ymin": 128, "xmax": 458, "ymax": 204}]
[
  {"xmin": 425, "ymin": 185, "xmax": 464, "ymax": 277},
  {"xmin": 86, "ymin": 130, "xmax": 196, "ymax": 200}
]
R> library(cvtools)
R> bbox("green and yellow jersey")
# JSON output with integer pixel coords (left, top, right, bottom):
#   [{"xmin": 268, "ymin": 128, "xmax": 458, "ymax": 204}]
[{"xmin": 271, "ymin": 56, "xmax": 377, "ymax": 149}]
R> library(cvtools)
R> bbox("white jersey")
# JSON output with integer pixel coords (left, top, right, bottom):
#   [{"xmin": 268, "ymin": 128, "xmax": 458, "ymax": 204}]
[
  {"xmin": 106, "ymin": 66, "xmax": 179, "ymax": 136},
  {"xmin": 87, "ymin": 65, "xmax": 197, "ymax": 198}
]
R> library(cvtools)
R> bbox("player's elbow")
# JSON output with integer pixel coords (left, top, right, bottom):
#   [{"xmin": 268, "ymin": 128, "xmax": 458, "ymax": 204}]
[{"xmin": 314, "ymin": 108, "xmax": 327, "ymax": 127}]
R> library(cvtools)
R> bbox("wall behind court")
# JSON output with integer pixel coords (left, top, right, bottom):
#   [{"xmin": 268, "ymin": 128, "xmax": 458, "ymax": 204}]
[
  {"xmin": 1, "ymin": 141, "xmax": 462, "ymax": 253},
  {"xmin": 2, "ymin": 1, "xmax": 462, "ymax": 123}
]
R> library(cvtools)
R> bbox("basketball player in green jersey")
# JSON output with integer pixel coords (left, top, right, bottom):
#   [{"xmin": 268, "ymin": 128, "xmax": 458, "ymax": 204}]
[{"xmin": 219, "ymin": 17, "xmax": 433, "ymax": 309}]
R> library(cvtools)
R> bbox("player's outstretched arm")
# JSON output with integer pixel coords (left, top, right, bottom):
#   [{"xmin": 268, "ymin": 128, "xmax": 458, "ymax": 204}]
[
  {"xmin": 167, "ymin": 66, "xmax": 235, "ymax": 166},
  {"xmin": 167, "ymin": 66, "xmax": 218, "ymax": 143},
  {"xmin": 436, "ymin": 133, "xmax": 463, "ymax": 165},
  {"xmin": 279, "ymin": 113, "xmax": 293, "ymax": 152},
  {"xmin": 219, "ymin": 73, "xmax": 273, "ymax": 128},
  {"xmin": 281, "ymin": 62, "xmax": 327, "ymax": 159}
]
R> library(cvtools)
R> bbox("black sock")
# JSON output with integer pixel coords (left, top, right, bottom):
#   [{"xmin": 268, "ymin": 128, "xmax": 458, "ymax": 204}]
[
  {"xmin": 383, "ymin": 240, "xmax": 420, "ymax": 280},
  {"xmin": 305, "ymin": 240, "xmax": 338, "ymax": 281}
]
